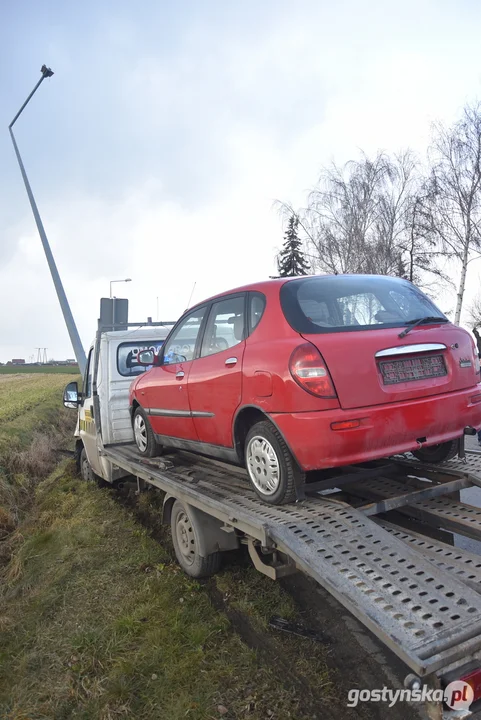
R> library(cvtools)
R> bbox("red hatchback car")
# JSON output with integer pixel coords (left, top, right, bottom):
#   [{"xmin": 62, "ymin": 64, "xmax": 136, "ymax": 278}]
[{"xmin": 129, "ymin": 275, "xmax": 481, "ymax": 504}]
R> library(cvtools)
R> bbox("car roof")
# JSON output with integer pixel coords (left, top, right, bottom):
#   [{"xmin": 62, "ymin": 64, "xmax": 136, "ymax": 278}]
[
  {"xmin": 184, "ymin": 277, "xmax": 292, "ymax": 314},
  {"xmin": 186, "ymin": 273, "xmax": 408, "ymax": 313}
]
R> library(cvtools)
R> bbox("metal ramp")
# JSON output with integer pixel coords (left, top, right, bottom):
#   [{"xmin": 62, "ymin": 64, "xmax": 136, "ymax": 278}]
[
  {"xmin": 343, "ymin": 467, "xmax": 481, "ymax": 544},
  {"xmin": 378, "ymin": 520, "xmax": 481, "ymax": 593},
  {"xmin": 104, "ymin": 445, "xmax": 481, "ymax": 678}
]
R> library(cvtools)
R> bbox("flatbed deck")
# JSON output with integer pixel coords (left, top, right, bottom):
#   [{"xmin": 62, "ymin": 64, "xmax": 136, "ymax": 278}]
[{"xmin": 103, "ymin": 444, "xmax": 481, "ymax": 681}]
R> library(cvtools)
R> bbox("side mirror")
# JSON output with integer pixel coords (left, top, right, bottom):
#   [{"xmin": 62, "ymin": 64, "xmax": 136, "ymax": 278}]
[
  {"xmin": 63, "ymin": 381, "xmax": 80, "ymax": 409},
  {"xmin": 137, "ymin": 349, "xmax": 155, "ymax": 366}
]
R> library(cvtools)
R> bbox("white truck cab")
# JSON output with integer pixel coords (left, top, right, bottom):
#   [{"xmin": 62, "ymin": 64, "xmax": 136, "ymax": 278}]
[{"xmin": 64, "ymin": 324, "xmax": 172, "ymax": 483}]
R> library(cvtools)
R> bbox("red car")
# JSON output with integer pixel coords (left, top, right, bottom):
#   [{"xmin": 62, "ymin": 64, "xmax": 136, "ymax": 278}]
[{"xmin": 129, "ymin": 274, "xmax": 481, "ymax": 504}]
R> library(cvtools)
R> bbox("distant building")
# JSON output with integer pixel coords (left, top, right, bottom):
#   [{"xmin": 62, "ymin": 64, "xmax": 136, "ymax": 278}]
[{"xmin": 11, "ymin": 358, "xmax": 25, "ymax": 365}]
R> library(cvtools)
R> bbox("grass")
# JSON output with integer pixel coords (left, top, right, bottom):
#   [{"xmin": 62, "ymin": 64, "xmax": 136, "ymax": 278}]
[
  {"xmin": 0, "ymin": 374, "xmax": 334, "ymax": 720},
  {"xmin": 0, "ymin": 374, "xmax": 80, "ymax": 567},
  {"xmin": 0, "ymin": 365, "xmax": 79, "ymax": 374},
  {"xmin": 0, "ymin": 373, "xmax": 76, "ymax": 424},
  {"xmin": 0, "ymin": 467, "xmax": 332, "ymax": 719}
]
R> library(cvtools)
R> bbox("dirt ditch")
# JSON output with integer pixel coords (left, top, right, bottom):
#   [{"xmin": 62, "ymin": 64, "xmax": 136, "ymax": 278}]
[{"xmin": 109, "ymin": 476, "xmax": 423, "ymax": 720}]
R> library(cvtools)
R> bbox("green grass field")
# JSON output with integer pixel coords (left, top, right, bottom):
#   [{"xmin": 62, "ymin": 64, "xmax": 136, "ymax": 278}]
[
  {"xmin": 0, "ymin": 364, "xmax": 79, "ymax": 374},
  {"xmin": 0, "ymin": 375, "xmax": 334, "ymax": 720}
]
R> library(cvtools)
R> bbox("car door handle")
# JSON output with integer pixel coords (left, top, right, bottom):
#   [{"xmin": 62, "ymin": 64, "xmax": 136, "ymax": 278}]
[
  {"xmin": 225, "ymin": 357, "xmax": 237, "ymax": 366},
  {"xmin": 176, "ymin": 371, "xmax": 185, "ymax": 379}
]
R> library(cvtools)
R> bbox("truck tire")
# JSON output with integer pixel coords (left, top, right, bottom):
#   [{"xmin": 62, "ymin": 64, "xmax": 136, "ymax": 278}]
[
  {"xmin": 80, "ymin": 448, "xmax": 95, "ymax": 482},
  {"xmin": 413, "ymin": 439, "xmax": 459, "ymax": 464},
  {"xmin": 79, "ymin": 448, "xmax": 107, "ymax": 487},
  {"xmin": 170, "ymin": 500, "xmax": 221, "ymax": 578},
  {"xmin": 132, "ymin": 406, "xmax": 162, "ymax": 458},
  {"xmin": 244, "ymin": 421, "xmax": 304, "ymax": 505}
]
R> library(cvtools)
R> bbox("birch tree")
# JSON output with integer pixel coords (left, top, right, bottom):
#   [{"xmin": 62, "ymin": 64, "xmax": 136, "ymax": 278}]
[
  {"xmin": 426, "ymin": 103, "xmax": 481, "ymax": 324},
  {"xmin": 279, "ymin": 151, "xmax": 448, "ymax": 290}
]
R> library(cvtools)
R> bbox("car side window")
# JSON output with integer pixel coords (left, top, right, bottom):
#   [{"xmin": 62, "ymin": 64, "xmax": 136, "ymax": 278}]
[
  {"xmin": 249, "ymin": 293, "xmax": 266, "ymax": 333},
  {"xmin": 201, "ymin": 296, "xmax": 245, "ymax": 358},
  {"xmin": 84, "ymin": 349, "xmax": 93, "ymax": 398},
  {"xmin": 162, "ymin": 307, "xmax": 206, "ymax": 364}
]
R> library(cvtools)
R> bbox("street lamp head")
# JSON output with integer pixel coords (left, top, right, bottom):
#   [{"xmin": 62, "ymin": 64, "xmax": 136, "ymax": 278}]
[
  {"xmin": 125, "ymin": 278, "xmax": 132, "ymax": 282},
  {"xmin": 41, "ymin": 65, "xmax": 54, "ymax": 78}
]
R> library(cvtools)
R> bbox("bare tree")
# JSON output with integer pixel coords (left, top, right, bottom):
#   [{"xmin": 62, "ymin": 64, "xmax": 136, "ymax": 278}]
[
  {"xmin": 278, "ymin": 151, "xmax": 449, "ymax": 291},
  {"xmin": 302, "ymin": 152, "xmax": 390, "ymax": 275},
  {"xmin": 467, "ymin": 293, "xmax": 481, "ymax": 357},
  {"xmin": 468, "ymin": 293, "xmax": 481, "ymax": 329},
  {"xmin": 400, "ymin": 182, "xmax": 454, "ymax": 294},
  {"xmin": 426, "ymin": 103, "xmax": 481, "ymax": 324}
]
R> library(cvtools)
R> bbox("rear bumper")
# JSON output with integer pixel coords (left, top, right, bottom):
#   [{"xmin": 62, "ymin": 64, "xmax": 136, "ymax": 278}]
[{"xmin": 269, "ymin": 385, "xmax": 481, "ymax": 471}]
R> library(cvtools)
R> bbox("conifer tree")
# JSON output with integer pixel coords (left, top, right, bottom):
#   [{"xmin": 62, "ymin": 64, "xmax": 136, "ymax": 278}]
[{"xmin": 277, "ymin": 215, "xmax": 310, "ymax": 276}]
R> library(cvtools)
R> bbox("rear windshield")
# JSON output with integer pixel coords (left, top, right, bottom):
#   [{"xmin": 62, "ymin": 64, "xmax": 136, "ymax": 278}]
[{"xmin": 280, "ymin": 276, "xmax": 446, "ymax": 334}]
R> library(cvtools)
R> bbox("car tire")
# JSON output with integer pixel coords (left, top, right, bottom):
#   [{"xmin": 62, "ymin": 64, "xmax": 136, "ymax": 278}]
[
  {"xmin": 244, "ymin": 420, "xmax": 304, "ymax": 505},
  {"xmin": 171, "ymin": 500, "xmax": 222, "ymax": 578},
  {"xmin": 412, "ymin": 439, "xmax": 459, "ymax": 464},
  {"xmin": 133, "ymin": 406, "xmax": 162, "ymax": 458}
]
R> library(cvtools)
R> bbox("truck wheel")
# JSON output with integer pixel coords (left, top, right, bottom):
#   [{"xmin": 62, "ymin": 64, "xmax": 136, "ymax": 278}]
[
  {"xmin": 413, "ymin": 439, "xmax": 459, "ymax": 464},
  {"xmin": 244, "ymin": 421, "xmax": 304, "ymax": 505},
  {"xmin": 171, "ymin": 500, "xmax": 221, "ymax": 578},
  {"xmin": 133, "ymin": 406, "xmax": 162, "ymax": 458},
  {"xmin": 80, "ymin": 448, "xmax": 95, "ymax": 481},
  {"xmin": 80, "ymin": 448, "xmax": 107, "ymax": 487}
]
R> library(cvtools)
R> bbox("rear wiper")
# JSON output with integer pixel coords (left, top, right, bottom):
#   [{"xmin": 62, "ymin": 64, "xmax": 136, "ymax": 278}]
[{"xmin": 398, "ymin": 316, "xmax": 448, "ymax": 339}]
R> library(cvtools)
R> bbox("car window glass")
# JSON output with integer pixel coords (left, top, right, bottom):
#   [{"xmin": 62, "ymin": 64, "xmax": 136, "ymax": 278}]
[
  {"xmin": 280, "ymin": 276, "xmax": 445, "ymax": 334},
  {"xmin": 249, "ymin": 293, "xmax": 266, "ymax": 333},
  {"xmin": 117, "ymin": 341, "xmax": 166, "ymax": 377},
  {"xmin": 337, "ymin": 293, "xmax": 384, "ymax": 326},
  {"xmin": 201, "ymin": 296, "xmax": 245, "ymax": 358},
  {"xmin": 163, "ymin": 307, "xmax": 206, "ymax": 364}
]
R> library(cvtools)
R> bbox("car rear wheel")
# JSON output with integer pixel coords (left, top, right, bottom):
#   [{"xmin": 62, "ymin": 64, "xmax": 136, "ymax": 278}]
[
  {"xmin": 133, "ymin": 406, "xmax": 162, "ymax": 457},
  {"xmin": 412, "ymin": 439, "xmax": 459, "ymax": 464},
  {"xmin": 244, "ymin": 420, "xmax": 304, "ymax": 505}
]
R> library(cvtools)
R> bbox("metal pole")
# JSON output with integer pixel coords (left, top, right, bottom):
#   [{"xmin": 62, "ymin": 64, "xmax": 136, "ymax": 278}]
[{"xmin": 9, "ymin": 66, "xmax": 86, "ymax": 375}]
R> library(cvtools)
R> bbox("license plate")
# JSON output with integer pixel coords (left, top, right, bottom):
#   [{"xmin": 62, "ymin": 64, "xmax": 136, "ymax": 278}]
[{"xmin": 379, "ymin": 354, "xmax": 447, "ymax": 385}]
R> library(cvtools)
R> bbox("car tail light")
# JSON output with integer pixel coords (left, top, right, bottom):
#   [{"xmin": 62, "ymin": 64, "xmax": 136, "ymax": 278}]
[
  {"xmin": 460, "ymin": 667, "xmax": 481, "ymax": 704},
  {"xmin": 289, "ymin": 343, "xmax": 337, "ymax": 398}
]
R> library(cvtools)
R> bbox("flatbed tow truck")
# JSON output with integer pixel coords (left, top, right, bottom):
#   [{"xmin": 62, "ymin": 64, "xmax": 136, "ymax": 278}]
[
  {"xmin": 65, "ymin": 311, "xmax": 481, "ymax": 720},
  {"xmin": 10, "ymin": 65, "xmax": 481, "ymax": 720}
]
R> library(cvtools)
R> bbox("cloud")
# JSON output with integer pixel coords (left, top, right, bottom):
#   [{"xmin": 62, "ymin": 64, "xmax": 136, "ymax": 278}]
[{"xmin": 3, "ymin": 0, "xmax": 481, "ymax": 361}]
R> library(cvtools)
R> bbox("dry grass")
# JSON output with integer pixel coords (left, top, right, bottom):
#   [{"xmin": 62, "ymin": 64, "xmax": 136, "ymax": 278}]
[
  {"xmin": 0, "ymin": 464, "xmax": 332, "ymax": 720},
  {"xmin": 0, "ymin": 374, "xmax": 334, "ymax": 720},
  {"xmin": 0, "ymin": 377, "xmax": 79, "ymax": 570}
]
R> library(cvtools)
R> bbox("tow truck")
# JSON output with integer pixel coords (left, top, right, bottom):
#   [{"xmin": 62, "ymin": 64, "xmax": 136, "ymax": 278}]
[
  {"xmin": 61, "ymin": 299, "xmax": 481, "ymax": 720},
  {"xmin": 13, "ymin": 63, "xmax": 481, "ymax": 720}
]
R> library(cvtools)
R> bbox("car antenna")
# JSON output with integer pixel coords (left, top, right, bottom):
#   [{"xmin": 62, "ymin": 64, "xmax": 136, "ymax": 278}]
[{"xmin": 186, "ymin": 282, "xmax": 196, "ymax": 309}]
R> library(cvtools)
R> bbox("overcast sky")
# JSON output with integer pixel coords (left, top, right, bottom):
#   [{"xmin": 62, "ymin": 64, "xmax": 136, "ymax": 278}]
[{"xmin": 2, "ymin": 0, "xmax": 481, "ymax": 362}]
